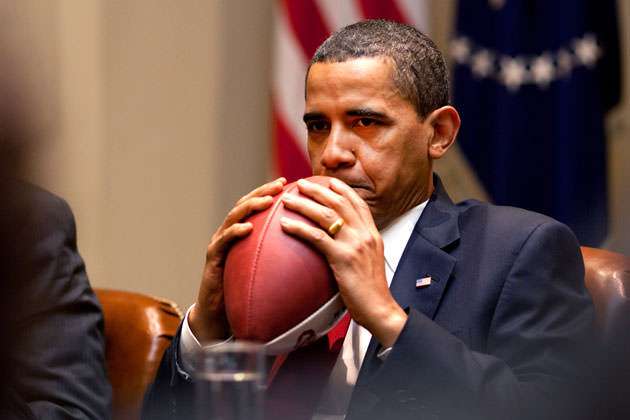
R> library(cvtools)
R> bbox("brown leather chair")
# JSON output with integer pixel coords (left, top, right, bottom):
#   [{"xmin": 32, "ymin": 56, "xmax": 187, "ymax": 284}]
[
  {"xmin": 581, "ymin": 246, "xmax": 630, "ymax": 332},
  {"xmin": 581, "ymin": 248, "xmax": 630, "ymax": 416},
  {"xmin": 95, "ymin": 288, "xmax": 182, "ymax": 420}
]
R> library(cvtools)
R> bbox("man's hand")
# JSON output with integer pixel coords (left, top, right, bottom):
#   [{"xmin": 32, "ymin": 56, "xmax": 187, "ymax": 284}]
[
  {"xmin": 189, "ymin": 177, "xmax": 287, "ymax": 344},
  {"xmin": 280, "ymin": 177, "xmax": 407, "ymax": 348}
]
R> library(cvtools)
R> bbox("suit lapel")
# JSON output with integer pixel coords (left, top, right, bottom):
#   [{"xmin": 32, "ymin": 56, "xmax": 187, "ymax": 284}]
[
  {"xmin": 351, "ymin": 176, "xmax": 460, "ymax": 412},
  {"xmin": 389, "ymin": 178, "xmax": 459, "ymax": 319}
]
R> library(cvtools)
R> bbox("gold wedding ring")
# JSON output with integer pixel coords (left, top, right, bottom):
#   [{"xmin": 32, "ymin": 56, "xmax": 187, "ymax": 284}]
[{"xmin": 328, "ymin": 218, "xmax": 345, "ymax": 236}]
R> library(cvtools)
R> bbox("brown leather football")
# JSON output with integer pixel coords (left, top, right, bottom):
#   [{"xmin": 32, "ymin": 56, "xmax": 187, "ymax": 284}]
[{"xmin": 223, "ymin": 176, "xmax": 339, "ymax": 346}]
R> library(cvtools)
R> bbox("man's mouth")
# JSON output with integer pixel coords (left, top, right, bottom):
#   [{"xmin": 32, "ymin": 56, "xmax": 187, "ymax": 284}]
[
  {"xmin": 348, "ymin": 184, "xmax": 370, "ymax": 191},
  {"xmin": 336, "ymin": 179, "xmax": 371, "ymax": 191},
  {"xmin": 347, "ymin": 185, "xmax": 375, "ymax": 203},
  {"xmin": 323, "ymin": 175, "xmax": 373, "ymax": 196}
]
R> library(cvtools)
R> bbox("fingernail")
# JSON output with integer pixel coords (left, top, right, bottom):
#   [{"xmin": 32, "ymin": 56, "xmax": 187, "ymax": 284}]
[
  {"xmin": 280, "ymin": 217, "xmax": 290, "ymax": 226},
  {"xmin": 297, "ymin": 179, "xmax": 308, "ymax": 187},
  {"xmin": 281, "ymin": 194, "xmax": 292, "ymax": 202}
]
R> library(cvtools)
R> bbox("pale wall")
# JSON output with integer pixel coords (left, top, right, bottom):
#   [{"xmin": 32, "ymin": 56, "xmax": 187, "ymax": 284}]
[{"xmin": 5, "ymin": 0, "xmax": 272, "ymax": 310}]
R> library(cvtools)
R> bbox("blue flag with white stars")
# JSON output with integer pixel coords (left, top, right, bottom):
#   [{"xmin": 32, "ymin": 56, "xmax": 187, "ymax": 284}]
[{"xmin": 453, "ymin": 0, "xmax": 620, "ymax": 246}]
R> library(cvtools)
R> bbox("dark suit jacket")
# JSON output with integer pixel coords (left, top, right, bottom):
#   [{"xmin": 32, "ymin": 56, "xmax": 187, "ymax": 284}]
[
  {"xmin": 143, "ymin": 175, "xmax": 594, "ymax": 420},
  {"xmin": 0, "ymin": 183, "xmax": 111, "ymax": 420}
]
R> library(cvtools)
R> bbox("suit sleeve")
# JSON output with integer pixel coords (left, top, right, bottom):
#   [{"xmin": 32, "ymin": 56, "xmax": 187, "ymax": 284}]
[
  {"xmin": 351, "ymin": 221, "xmax": 594, "ymax": 420},
  {"xmin": 141, "ymin": 326, "xmax": 196, "ymax": 420},
  {"xmin": 4, "ymin": 194, "xmax": 111, "ymax": 420}
]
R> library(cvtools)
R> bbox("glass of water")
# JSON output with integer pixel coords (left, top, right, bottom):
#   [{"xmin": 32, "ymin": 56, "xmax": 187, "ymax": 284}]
[{"xmin": 194, "ymin": 341, "xmax": 266, "ymax": 420}]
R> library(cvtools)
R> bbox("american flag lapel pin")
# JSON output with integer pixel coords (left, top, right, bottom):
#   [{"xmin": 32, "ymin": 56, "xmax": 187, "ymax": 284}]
[{"xmin": 416, "ymin": 276, "xmax": 432, "ymax": 288}]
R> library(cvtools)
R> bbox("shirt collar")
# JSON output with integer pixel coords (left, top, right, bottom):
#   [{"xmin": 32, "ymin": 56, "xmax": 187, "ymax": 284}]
[{"xmin": 379, "ymin": 201, "xmax": 428, "ymax": 279}]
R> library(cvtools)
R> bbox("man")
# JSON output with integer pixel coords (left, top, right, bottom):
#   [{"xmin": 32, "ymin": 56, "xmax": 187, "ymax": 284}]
[
  {"xmin": 0, "ymin": 57, "xmax": 111, "ymax": 419},
  {"xmin": 143, "ymin": 20, "xmax": 593, "ymax": 420},
  {"xmin": 0, "ymin": 183, "xmax": 112, "ymax": 420}
]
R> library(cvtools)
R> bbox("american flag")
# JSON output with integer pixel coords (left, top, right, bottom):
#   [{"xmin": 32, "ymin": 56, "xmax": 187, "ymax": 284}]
[{"xmin": 271, "ymin": 0, "xmax": 430, "ymax": 182}]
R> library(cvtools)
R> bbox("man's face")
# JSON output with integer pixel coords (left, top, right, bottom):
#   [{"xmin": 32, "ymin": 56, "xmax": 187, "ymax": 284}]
[{"xmin": 304, "ymin": 57, "xmax": 435, "ymax": 230}]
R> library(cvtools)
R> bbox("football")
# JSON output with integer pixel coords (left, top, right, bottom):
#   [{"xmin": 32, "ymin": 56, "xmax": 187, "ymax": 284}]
[{"xmin": 223, "ymin": 176, "xmax": 346, "ymax": 354}]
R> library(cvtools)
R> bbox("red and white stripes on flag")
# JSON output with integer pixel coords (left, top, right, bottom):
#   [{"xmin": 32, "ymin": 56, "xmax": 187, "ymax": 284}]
[{"xmin": 272, "ymin": 0, "xmax": 429, "ymax": 181}]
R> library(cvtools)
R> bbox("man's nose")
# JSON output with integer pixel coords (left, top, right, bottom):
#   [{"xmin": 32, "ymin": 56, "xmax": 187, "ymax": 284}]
[{"xmin": 319, "ymin": 126, "xmax": 356, "ymax": 170}]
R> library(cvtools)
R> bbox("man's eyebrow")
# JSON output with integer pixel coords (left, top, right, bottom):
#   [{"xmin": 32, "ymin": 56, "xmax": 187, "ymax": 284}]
[
  {"xmin": 346, "ymin": 108, "xmax": 389, "ymax": 119},
  {"xmin": 303, "ymin": 112, "xmax": 326, "ymax": 123},
  {"xmin": 303, "ymin": 109, "xmax": 391, "ymax": 123}
]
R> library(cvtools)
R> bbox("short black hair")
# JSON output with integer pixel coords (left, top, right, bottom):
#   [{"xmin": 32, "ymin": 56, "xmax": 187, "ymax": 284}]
[{"xmin": 310, "ymin": 19, "xmax": 449, "ymax": 117}]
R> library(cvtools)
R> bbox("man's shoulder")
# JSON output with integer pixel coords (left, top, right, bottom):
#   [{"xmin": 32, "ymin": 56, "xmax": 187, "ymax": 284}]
[
  {"xmin": 3, "ymin": 180, "xmax": 76, "ymax": 238},
  {"xmin": 453, "ymin": 198, "xmax": 578, "ymax": 248},
  {"xmin": 432, "ymin": 175, "xmax": 571, "ymax": 242},
  {"xmin": 15, "ymin": 180, "xmax": 73, "ymax": 216},
  {"xmin": 456, "ymin": 198, "xmax": 557, "ymax": 224}
]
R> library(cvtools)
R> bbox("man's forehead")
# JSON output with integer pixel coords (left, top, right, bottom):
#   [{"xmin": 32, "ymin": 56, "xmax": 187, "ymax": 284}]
[
  {"xmin": 305, "ymin": 57, "xmax": 402, "ymax": 106},
  {"xmin": 306, "ymin": 56, "xmax": 395, "ymax": 86}
]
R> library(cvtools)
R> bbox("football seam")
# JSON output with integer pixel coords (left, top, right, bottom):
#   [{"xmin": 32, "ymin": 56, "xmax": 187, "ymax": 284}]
[{"xmin": 246, "ymin": 184, "xmax": 294, "ymax": 339}]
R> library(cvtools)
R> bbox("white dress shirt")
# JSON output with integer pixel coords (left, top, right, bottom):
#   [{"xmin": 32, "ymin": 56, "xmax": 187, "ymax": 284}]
[
  {"xmin": 179, "ymin": 200, "xmax": 427, "ymax": 417},
  {"xmin": 313, "ymin": 201, "xmax": 426, "ymax": 419}
]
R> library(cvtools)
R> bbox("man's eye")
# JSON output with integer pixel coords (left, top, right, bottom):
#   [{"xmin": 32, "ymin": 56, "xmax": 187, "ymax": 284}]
[
  {"xmin": 355, "ymin": 118, "xmax": 377, "ymax": 127},
  {"xmin": 306, "ymin": 121, "xmax": 329, "ymax": 132}
]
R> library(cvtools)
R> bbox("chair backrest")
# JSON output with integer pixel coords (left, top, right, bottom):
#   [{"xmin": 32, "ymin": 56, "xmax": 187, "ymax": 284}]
[
  {"xmin": 581, "ymin": 246, "xmax": 630, "ymax": 331},
  {"xmin": 95, "ymin": 288, "xmax": 182, "ymax": 420}
]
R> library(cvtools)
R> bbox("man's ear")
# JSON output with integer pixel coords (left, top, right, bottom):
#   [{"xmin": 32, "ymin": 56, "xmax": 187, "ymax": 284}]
[{"xmin": 425, "ymin": 106, "xmax": 461, "ymax": 160}]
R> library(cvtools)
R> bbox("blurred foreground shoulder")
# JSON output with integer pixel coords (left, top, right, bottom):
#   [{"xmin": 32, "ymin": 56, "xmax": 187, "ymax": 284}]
[{"xmin": 0, "ymin": 181, "xmax": 111, "ymax": 420}]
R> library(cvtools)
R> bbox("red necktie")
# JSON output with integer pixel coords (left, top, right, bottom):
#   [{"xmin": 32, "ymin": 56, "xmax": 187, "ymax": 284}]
[
  {"xmin": 265, "ymin": 313, "xmax": 352, "ymax": 419},
  {"xmin": 327, "ymin": 312, "xmax": 352, "ymax": 352}
]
